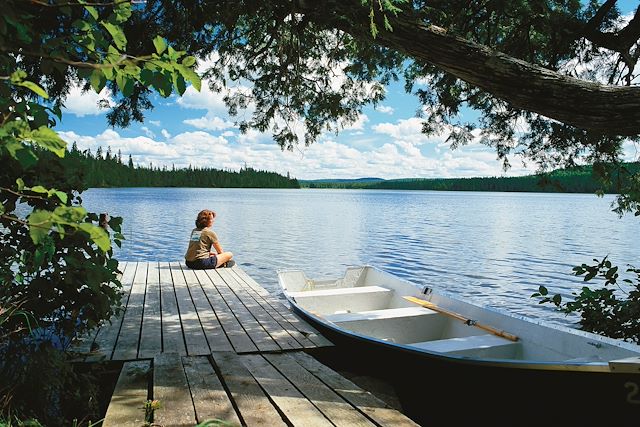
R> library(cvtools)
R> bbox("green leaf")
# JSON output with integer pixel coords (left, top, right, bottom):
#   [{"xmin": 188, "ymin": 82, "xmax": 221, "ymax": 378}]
[
  {"xmin": 79, "ymin": 223, "xmax": 111, "ymax": 252},
  {"xmin": 90, "ymin": 69, "xmax": 107, "ymax": 92},
  {"xmin": 29, "ymin": 185, "xmax": 48, "ymax": 194},
  {"xmin": 174, "ymin": 73, "xmax": 186, "ymax": 95},
  {"xmin": 84, "ymin": 5, "xmax": 99, "ymax": 20},
  {"xmin": 103, "ymin": 22, "xmax": 127, "ymax": 50},
  {"xmin": 113, "ymin": 2, "xmax": 132, "ymax": 23},
  {"xmin": 53, "ymin": 206, "xmax": 87, "ymax": 222},
  {"xmin": 16, "ymin": 178, "xmax": 25, "ymax": 191},
  {"xmin": 6, "ymin": 140, "xmax": 38, "ymax": 168},
  {"xmin": 181, "ymin": 56, "xmax": 196, "ymax": 67},
  {"xmin": 153, "ymin": 36, "xmax": 167, "ymax": 55},
  {"xmin": 16, "ymin": 81, "xmax": 49, "ymax": 99},
  {"xmin": 30, "ymin": 127, "xmax": 67, "ymax": 157},
  {"xmin": 54, "ymin": 191, "xmax": 68, "ymax": 204},
  {"xmin": 538, "ymin": 286, "xmax": 548, "ymax": 296},
  {"xmin": 28, "ymin": 210, "xmax": 53, "ymax": 244},
  {"xmin": 176, "ymin": 65, "xmax": 201, "ymax": 91}
]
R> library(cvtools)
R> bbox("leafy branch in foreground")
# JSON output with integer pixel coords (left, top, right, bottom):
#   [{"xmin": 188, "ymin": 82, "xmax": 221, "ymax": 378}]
[
  {"xmin": 532, "ymin": 257, "xmax": 640, "ymax": 343},
  {"xmin": 0, "ymin": 1, "xmax": 201, "ymax": 425}
]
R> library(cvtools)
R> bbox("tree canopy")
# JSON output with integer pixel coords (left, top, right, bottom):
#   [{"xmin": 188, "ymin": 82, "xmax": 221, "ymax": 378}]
[{"xmin": 60, "ymin": 0, "xmax": 637, "ymax": 213}]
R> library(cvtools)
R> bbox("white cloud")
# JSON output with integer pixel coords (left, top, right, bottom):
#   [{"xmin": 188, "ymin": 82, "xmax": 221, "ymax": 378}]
[
  {"xmin": 58, "ymin": 123, "xmax": 533, "ymax": 181},
  {"xmin": 376, "ymin": 105, "xmax": 395, "ymax": 115},
  {"xmin": 141, "ymin": 126, "xmax": 155, "ymax": 138},
  {"xmin": 149, "ymin": 120, "xmax": 161, "ymax": 127},
  {"xmin": 161, "ymin": 129, "xmax": 171, "ymax": 139},
  {"xmin": 177, "ymin": 84, "xmax": 228, "ymax": 112},
  {"xmin": 372, "ymin": 117, "xmax": 444, "ymax": 145},
  {"xmin": 62, "ymin": 84, "xmax": 112, "ymax": 117},
  {"xmin": 622, "ymin": 139, "xmax": 639, "ymax": 162},
  {"xmin": 343, "ymin": 114, "xmax": 368, "ymax": 132},
  {"xmin": 184, "ymin": 112, "xmax": 236, "ymax": 131}
]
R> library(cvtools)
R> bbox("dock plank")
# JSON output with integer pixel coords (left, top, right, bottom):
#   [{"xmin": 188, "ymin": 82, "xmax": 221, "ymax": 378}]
[
  {"xmin": 218, "ymin": 268, "xmax": 301, "ymax": 351},
  {"xmin": 212, "ymin": 351, "xmax": 286, "ymax": 427},
  {"xmin": 230, "ymin": 267, "xmax": 332, "ymax": 348},
  {"xmin": 169, "ymin": 262, "xmax": 210, "ymax": 356},
  {"xmin": 102, "ymin": 360, "xmax": 150, "ymax": 427},
  {"xmin": 241, "ymin": 354, "xmax": 334, "ymax": 427},
  {"xmin": 228, "ymin": 268, "xmax": 319, "ymax": 349},
  {"xmin": 194, "ymin": 270, "xmax": 258, "ymax": 353},
  {"xmin": 153, "ymin": 353, "xmax": 196, "ymax": 427},
  {"xmin": 112, "ymin": 262, "xmax": 148, "ymax": 360},
  {"xmin": 182, "ymin": 355, "xmax": 242, "ymax": 425},
  {"xmin": 86, "ymin": 261, "xmax": 138, "ymax": 361},
  {"xmin": 205, "ymin": 269, "xmax": 280, "ymax": 352},
  {"xmin": 291, "ymin": 352, "xmax": 420, "ymax": 427},
  {"xmin": 181, "ymin": 266, "xmax": 233, "ymax": 352},
  {"xmin": 138, "ymin": 262, "xmax": 162, "ymax": 359},
  {"xmin": 159, "ymin": 262, "xmax": 187, "ymax": 356},
  {"xmin": 264, "ymin": 353, "xmax": 376, "ymax": 427}
]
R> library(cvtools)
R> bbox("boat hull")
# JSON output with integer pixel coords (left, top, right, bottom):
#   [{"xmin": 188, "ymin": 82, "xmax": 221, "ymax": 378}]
[{"xmin": 291, "ymin": 303, "xmax": 640, "ymax": 426}]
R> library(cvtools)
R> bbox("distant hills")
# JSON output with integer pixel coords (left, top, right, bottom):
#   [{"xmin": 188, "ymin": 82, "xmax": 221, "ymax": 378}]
[{"xmin": 299, "ymin": 163, "xmax": 640, "ymax": 194}]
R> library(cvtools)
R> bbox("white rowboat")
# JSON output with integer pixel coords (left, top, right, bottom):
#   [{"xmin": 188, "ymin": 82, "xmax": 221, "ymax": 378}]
[{"xmin": 278, "ymin": 265, "xmax": 640, "ymax": 426}]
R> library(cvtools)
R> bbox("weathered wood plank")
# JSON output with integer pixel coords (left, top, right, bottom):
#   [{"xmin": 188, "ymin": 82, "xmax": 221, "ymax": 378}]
[
  {"xmin": 211, "ymin": 351, "xmax": 286, "ymax": 427},
  {"xmin": 112, "ymin": 262, "xmax": 148, "ymax": 360},
  {"xmin": 169, "ymin": 262, "xmax": 210, "ymax": 356},
  {"xmin": 159, "ymin": 261, "xmax": 187, "ymax": 355},
  {"xmin": 291, "ymin": 352, "xmax": 420, "ymax": 427},
  {"xmin": 205, "ymin": 269, "xmax": 279, "ymax": 352},
  {"xmin": 86, "ymin": 261, "xmax": 138, "ymax": 362},
  {"xmin": 218, "ymin": 268, "xmax": 301, "ymax": 351},
  {"xmin": 230, "ymin": 267, "xmax": 332, "ymax": 348},
  {"xmin": 228, "ymin": 267, "xmax": 318, "ymax": 349},
  {"xmin": 194, "ymin": 270, "xmax": 258, "ymax": 353},
  {"xmin": 264, "ymin": 353, "xmax": 376, "ymax": 427},
  {"xmin": 102, "ymin": 360, "xmax": 150, "ymax": 427},
  {"xmin": 138, "ymin": 262, "xmax": 162, "ymax": 359},
  {"xmin": 182, "ymin": 355, "xmax": 242, "ymax": 425},
  {"xmin": 181, "ymin": 267, "xmax": 233, "ymax": 352},
  {"xmin": 153, "ymin": 353, "xmax": 196, "ymax": 427},
  {"xmin": 240, "ymin": 354, "xmax": 334, "ymax": 427},
  {"xmin": 229, "ymin": 265, "xmax": 271, "ymax": 296}
]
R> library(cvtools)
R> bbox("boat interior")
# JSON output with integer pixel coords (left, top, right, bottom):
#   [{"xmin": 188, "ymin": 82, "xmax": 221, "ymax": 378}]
[{"xmin": 279, "ymin": 267, "xmax": 640, "ymax": 365}]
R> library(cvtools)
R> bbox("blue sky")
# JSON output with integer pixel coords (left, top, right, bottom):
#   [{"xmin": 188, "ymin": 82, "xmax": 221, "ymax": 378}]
[{"xmin": 57, "ymin": 4, "xmax": 639, "ymax": 181}]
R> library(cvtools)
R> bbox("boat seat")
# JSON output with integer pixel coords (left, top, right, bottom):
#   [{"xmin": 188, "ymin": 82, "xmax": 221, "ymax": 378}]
[
  {"xmin": 409, "ymin": 334, "xmax": 519, "ymax": 359},
  {"xmin": 288, "ymin": 286, "xmax": 393, "ymax": 314},
  {"xmin": 325, "ymin": 306, "xmax": 438, "ymax": 323}
]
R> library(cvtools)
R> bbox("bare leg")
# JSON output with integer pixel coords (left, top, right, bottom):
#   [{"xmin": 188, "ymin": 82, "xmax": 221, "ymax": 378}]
[{"xmin": 215, "ymin": 251, "xmax": 234, "ymax": 268}]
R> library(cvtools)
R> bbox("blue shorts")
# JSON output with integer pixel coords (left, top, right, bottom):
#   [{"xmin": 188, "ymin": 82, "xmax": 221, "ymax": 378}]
[{"xmin": 185, "ymin": 255, "xmax": 217, "ymax": 270}]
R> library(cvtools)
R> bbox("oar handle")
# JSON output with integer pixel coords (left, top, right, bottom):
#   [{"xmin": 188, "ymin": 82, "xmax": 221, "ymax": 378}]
[{"xmin": 404, "ymin": 296, "xmax": 519, "ymax": 342}]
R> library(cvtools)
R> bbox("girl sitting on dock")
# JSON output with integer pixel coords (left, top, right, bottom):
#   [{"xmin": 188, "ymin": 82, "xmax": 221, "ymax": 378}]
[{"xmin": 185, "ymin": 209, "xmax": 235, "ymax": 269}]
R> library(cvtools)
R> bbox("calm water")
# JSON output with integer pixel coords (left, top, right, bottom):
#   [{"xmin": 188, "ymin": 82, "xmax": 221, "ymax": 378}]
[{"xmin": 82, "ymin": 187, "xmax": 639, "ymax": 326}]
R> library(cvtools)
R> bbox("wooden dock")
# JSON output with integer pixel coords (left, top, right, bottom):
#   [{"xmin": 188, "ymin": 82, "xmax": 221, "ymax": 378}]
[
  {"xmin": 78, "ymin": 261, "xmax": 418, "ymax": 427},
  {"xmin": 73, "ymin": 261, "xmax": 332, "ymax": 361}
]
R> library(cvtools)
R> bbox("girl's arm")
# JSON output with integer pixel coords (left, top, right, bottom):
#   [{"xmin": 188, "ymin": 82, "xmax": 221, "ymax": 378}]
[{"xmin": 212, "ymin": 241, "xmax": 224, "ymax": 255}]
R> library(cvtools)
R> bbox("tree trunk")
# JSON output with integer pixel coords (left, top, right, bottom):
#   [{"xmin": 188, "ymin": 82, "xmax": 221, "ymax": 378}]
[{"xmin": 301, "ymin": 1, "xmax": 640, "ymax": 136}]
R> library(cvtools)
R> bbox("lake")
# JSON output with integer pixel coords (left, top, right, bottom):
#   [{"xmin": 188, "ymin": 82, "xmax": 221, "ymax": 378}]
[{"xmin": 82, "ymin": 187, "xmax": 640, "ymax": 327}]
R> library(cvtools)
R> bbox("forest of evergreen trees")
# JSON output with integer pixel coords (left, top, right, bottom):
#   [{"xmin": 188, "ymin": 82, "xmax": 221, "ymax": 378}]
[
  {"xmin": 63, "ymin": 142, "xmax": 300, "ymax": 188},
  {"xmin": 301, "ymin": 163, "xmax": 640, "ymax": 194},
  {"xmin": 59, "ymin": 142, "xmax": 638, "ymax": 194}
]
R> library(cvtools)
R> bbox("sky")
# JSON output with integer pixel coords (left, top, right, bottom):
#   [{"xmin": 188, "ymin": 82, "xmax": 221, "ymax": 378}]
[{"xmin": 57, "ymin": 4, "xmax": 640, "ymax": 181}]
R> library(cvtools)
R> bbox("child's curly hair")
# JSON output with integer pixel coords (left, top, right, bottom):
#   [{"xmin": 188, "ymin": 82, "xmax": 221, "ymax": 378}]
[{"xmin": 195, "ymin": 209, "xmax": 216, "ymax": 229}]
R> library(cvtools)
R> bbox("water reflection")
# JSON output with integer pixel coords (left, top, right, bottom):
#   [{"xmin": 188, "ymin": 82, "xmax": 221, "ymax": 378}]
[{"xmin": 81, "ymin": 188, "xmax": 640, "ymax": 326}]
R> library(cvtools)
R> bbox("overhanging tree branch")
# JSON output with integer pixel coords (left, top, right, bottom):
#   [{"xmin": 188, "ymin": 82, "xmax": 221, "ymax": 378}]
[{"xmin": 297, "ymin": 1, "xmax": 640, "ymax": 136}]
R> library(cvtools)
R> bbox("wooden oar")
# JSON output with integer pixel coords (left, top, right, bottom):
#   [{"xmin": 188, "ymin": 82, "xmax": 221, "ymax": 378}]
[{"xmin": 403, "ymin": 296, "xmax": 519, "ymax": 342}]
